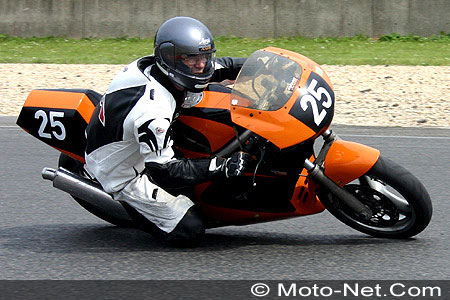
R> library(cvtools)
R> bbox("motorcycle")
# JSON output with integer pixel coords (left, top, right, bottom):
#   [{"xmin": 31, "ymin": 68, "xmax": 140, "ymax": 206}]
[{"xmin": 16, "ymin": 47, "xmax": 432, "ymax": 239}]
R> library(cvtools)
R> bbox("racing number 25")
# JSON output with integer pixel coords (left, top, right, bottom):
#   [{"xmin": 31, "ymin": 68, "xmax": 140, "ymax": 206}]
[
  {"xmin": 300, "ymin": 78, "xmax": 333, "ymax": 126},
  {"xmin": 35, "ymin": 110, "xmax": 66, "ymax": 140}
]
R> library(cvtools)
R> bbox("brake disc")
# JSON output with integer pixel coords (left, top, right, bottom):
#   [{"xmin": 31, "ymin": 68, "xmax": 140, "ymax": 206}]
[{"xmin": 342, "ymin": 184, "xmax": 400, "ymax": 227}]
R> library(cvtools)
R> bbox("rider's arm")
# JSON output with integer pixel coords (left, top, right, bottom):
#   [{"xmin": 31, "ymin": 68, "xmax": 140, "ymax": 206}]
[
  {"xmin": 145, "ymin": 152, "xmax": 251, "ymax": 189},
  {"xmin": 210, "ymin": 57, "xmax": 247, "ymax": 82},
  {"xmin": 134, "ymin": 115, "xmax": 213, "ymax": 189},
  {"xmin": 145, "ymin": 158, "xmax": 215, "ymax": 189},
  {"xmin": 133, "ymin": 94, "xmax": 250, "ymax": 189}
]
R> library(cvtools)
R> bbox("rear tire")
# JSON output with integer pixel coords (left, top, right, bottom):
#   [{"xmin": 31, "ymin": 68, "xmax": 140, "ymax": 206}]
[
  {"xmin": 319, "ymin": 156, "xmax": 432, "ymax": 238},
  {"xmin": 58, "ymin": 154, "xmax": 134, "ymax": 227}
]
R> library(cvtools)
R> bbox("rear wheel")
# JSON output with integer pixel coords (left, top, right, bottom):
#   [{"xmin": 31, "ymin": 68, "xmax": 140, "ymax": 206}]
[
  {"xmin": 58, "ymin": 154, "xmax": 134, "ymax": 227},
  {"xmin": 320, "ymin": 156, "xmax": 432, "ymax": 238}
]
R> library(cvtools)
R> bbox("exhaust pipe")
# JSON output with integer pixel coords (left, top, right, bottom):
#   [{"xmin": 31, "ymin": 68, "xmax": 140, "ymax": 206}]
[{"xmin": 42, "ymin": 167, "xmax": 132, "ymax": 222}]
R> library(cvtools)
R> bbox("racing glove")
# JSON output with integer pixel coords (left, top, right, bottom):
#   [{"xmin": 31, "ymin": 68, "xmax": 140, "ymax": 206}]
[{"xmin": 209, "ymin": 151, "xmax": 252, "ymax": 178}]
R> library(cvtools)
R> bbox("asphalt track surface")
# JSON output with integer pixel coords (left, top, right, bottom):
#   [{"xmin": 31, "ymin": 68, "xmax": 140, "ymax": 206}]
[{"xmin": 1, "ymin": 116, "xmax": 449, "ymax": 280}]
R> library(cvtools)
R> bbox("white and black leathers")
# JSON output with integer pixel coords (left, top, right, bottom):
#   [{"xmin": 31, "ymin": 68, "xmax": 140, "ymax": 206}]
[{"xmin": 85, "ymin": 55, "xmax": 245, "ymax": 235}]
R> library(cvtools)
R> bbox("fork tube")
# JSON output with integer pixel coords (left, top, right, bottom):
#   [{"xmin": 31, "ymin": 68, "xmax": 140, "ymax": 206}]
[{"xmin": 304, "ymin": 159, "xmax": 373, "ymax": 220}]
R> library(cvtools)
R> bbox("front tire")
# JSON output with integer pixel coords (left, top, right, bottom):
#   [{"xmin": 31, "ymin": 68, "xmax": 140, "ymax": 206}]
[{"xmin": 319, "ymin": 156, "xmax": 432, "ymax": 238}]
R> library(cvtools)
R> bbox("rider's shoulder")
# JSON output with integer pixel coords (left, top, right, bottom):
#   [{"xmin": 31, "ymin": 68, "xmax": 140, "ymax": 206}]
[{"xmin": 106, "ymin": 56, "xmax": 154, "ymax": 94}]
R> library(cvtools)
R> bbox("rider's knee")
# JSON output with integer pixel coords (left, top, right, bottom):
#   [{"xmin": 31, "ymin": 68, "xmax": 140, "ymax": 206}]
[
  {"xmin": 121, "ymin": 202, "xmax": 205, "ymax": 246},
  {"xmin": 166, "ymin": 206, "xmax": 206, "ymax": 246}
]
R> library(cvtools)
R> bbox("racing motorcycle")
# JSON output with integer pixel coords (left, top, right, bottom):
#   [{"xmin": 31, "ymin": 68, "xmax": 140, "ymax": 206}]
[{"xmin": 16, "ymin": 47, "xmax": 432, "ymax": 239}]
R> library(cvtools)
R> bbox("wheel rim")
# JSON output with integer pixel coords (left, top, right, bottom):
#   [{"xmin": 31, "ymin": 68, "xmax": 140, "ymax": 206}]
[
  {"xmin": 331, "ymin": 176, "xmax": 416, "ymax": 233},
  {"xmin": 344, "ymin": 184, "xmax": 400, "ymax": 227}
]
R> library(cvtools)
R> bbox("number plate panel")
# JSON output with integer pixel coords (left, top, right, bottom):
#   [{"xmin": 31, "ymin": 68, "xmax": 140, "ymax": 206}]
[{"xmin": 16, "ymin": 89, "xmax": 99, "ymax": 162}]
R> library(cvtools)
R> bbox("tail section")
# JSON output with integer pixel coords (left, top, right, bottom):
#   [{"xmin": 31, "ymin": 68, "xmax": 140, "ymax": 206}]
[{"xmin": 16, "ymin": 89, "xmax": 101, "ymax": 162}]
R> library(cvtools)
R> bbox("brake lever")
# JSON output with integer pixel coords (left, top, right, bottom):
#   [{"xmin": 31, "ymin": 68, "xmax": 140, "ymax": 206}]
[{"xmin": 252, "ymin": 141, "xmax": 268, "ymax": 187}]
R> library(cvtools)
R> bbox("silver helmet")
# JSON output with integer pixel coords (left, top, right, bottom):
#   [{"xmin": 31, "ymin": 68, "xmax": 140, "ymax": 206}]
[{"xmin": 154, "ymin": 17, "xmax": 216, "ymax": 93}]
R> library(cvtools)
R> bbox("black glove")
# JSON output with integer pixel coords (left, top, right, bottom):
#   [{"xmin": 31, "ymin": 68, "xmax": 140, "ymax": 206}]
[
  {"xmin": 224, "ymin": 151, "xmax": 252, "ymax": 177},
  {"xmin": 210, "ymin": 151, "xmax": 252, "ymax": 178}
]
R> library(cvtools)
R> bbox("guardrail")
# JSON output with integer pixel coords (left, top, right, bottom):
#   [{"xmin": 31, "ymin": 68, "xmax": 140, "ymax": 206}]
[{"xmin": 1, "ymin": 0, "xmax": 449, "ymax": 38}]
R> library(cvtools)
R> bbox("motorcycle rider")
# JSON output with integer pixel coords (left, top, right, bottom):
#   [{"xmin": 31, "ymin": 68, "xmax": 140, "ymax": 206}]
[{"xmin": 84, "ymin": 16, "xmax": 250, "ymax": 244}]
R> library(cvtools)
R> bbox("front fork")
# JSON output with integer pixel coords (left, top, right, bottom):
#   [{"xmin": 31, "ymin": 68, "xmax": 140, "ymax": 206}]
[{"xmin": 304, "ymin": 129, "xmax": 379, "ymax": 220}]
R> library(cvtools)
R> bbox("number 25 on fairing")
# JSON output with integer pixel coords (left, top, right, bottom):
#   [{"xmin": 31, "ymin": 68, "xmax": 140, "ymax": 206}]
[
  {"xmin": 34, "ymin": 110, "xmax": 66, "ymax": 140},
  {"xmin": 289, "ymin": 72, "xmax": 335, "ymax": 132}
]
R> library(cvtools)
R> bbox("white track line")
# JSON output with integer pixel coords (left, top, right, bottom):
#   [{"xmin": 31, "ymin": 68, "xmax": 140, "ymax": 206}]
[{"xmin": 339, "ymin": 134, "xmax": 450, "ymax": 140}]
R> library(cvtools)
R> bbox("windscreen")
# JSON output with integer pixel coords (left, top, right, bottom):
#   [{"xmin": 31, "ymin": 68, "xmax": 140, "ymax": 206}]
[{"xmin": 231, "ymin": 50, "xmax": 302, "ymax": 111}]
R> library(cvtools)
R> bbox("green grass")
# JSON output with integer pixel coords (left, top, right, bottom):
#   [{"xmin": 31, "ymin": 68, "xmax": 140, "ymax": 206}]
[{"xmin": 1, "ymin": 33, "xmax": 450, "ymax": 65}]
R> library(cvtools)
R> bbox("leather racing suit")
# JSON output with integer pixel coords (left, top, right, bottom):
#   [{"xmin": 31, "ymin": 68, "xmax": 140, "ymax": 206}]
[{"xmin": 84, "ymin": 55, "xmax": 245, "ymax": 241}]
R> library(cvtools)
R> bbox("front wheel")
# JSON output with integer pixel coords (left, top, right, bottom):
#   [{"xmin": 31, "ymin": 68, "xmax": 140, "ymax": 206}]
[{"xmin": 319, "ymin": 156, "xmax": 432, "ymax": 238}]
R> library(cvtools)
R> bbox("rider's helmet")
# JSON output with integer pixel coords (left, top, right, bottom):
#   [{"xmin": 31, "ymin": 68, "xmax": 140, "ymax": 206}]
[{"xmin": 154, "ymin": 17, "xmax": 216, "ymax": 93}]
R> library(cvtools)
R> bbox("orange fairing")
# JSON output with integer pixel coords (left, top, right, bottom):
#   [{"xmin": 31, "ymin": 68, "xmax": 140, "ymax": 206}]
[
  {"xmin": 23, "ymin": 90, "xmax": 96, "ymax": 123},
  {"xmin": 323, "ymin": 140, "xmax": 380, "ymax": 185},
  {"xmin": 177, "ymin": 115, "xmax": 235, "ymax": 152},
  {"xmin": 290, "ymin": 165, "xmax": 325, "ymax": 214},
  {"xmin": 231, "ymin": 47, "xmax": 334, "ymax": 149},
  {"xmin": 198, "ymin": 90, "xmax": 231, "ymax": 110},
  {"xmin": 231, "ymin": 104, "xmax": 317, "ymax": 149},
  {"xmin": 177, "ymin": 90, "xmax": 236, "ymax": 152}
]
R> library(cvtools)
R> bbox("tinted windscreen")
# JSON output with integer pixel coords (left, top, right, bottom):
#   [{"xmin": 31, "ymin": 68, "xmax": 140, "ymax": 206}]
[{"xmin": 231, "ymin": 50, "xmax": 302, "ymax": 111}]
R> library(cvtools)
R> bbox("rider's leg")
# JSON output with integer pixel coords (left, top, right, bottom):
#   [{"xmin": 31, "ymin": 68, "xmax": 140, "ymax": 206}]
[{"xmin": 114, "ymin": 174, "xmax": 205, "ymax": 244}]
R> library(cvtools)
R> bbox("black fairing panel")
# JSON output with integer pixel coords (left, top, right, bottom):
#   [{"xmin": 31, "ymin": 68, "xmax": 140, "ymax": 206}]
[
  {"xmin": 174, "ymin": 105, "xmax": 235, "ymax": 155},
  {"xmin": 201, "ymin": 176, "xmax": 297, "ymax": 213},
  {"xmin": 289, "ymin": 71, "xmax": 334, "ymax": 133},
  {"xmin": 180, "ymin": 107, "xmax": 234, "ymax": 127},
  {"xmin": 172, "ymin": 120, "xmax": 213, "ymax": 154},
  {"xmin": 16, "ymin": 107, "xmax": 88, "ymax": 158},
  {"xmin": 200, "ymin": 140, "xmax": 315, "ymax": 213}
]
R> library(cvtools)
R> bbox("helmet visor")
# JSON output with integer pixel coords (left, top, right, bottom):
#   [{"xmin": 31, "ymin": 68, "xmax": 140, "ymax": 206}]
[{"xmin": 159, "ymin": 42, "xmax": 216, "ymax": 79}]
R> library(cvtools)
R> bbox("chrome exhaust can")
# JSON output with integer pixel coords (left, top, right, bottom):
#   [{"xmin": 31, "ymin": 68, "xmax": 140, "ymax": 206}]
[{"xmin": 42, "ymin": 167, "xmax": 132, "ymax": 222}]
